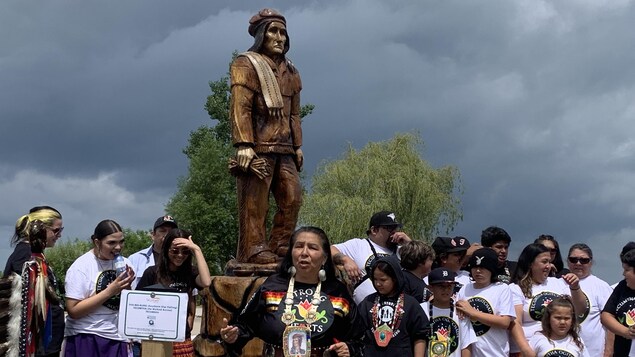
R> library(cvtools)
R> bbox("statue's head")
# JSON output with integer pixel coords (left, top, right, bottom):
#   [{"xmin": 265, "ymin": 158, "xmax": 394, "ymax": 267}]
[{"xmin": 248, "ymin": 8, "xmax": 290, "ymax": 56}]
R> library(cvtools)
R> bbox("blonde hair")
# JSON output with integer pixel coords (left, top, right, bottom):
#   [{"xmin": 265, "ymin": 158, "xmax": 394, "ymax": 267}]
[{"xmin": 12, "ymin": 208, "xmax": 62, "ymax": 245}]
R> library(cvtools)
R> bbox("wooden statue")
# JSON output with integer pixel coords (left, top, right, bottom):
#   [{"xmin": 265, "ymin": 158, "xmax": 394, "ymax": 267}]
[{"xmin": 229, "ymin": 8, "xmax": 303, "ymax": 266}]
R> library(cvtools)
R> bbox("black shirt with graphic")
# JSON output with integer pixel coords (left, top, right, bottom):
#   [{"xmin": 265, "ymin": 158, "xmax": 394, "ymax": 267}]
[
  {"xmin": 359, "ymin": 292, "xmax": 429, "ymax": 357},
  {"xmin": 603, "ymin": 279, "xmax": 635, "ymax": 357},
  {"xmin": 228, "ymin": 273, "xmax": 362, "ymax": 357}
]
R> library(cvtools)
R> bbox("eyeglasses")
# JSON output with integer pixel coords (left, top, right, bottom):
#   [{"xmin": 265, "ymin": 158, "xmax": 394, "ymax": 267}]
[
  {"xmin": 548, "ymin": 248, "xmax": 558, "ymax": 254},
  {"xmin": 169, "ymin": 248, "xmax": 191, "ymax": 256},
  {"xmin": 568, "ymin": 257, "xmax": 591, "ymax": 265},
  {"xmin": 381, "ymin": 226, "xmax": 398, "ymax": 232}
]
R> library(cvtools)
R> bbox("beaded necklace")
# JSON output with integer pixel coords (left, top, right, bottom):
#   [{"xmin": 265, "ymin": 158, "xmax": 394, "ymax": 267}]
[
  {"xmin": 427, "ymin": 299, "xmax": 454, "ymax": 357},
  {"xmin": 281, "ymin": 268, "xmax": 323, "ymax": 325},
  {"xmin": 371, "ymin": 292, "xmax": 404, "ymax": 347}
]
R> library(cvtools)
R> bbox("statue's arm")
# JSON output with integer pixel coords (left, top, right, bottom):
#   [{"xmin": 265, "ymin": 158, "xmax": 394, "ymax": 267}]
[
  {"xmin": 290, "ymin": 83, "xmax": 302, "ymax": 170},
  {"xmin": 230, "ymin": 58, "xmax": 258, "ymax": 170}
]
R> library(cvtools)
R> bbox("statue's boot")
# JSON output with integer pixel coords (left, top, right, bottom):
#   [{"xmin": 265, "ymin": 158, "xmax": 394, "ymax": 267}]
[
  {"xmin": 269, "ymin": 236, "xmax": 289, "ymax": 258},
  {"xmin": 238, "ymin": 242, "xmax": 278, "ymax": 264}
]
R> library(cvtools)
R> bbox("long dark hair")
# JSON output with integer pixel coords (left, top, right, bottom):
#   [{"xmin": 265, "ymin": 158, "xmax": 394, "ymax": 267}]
[
  {"xmin": 540, "ymin": 296, "xmax": 584, "ymax": 350},
  {"xmin": 278, "ymin": 226, "xmax": 337, "ymax": 282},
  {"xmin": 92, "ymin": 219, "xmax": 123, "ymax": 241},
  {"xmin": 535, "ymin": 234, "xmax": 565, "ymax": 275},
  {"xmin": 512, "ymin": 243, "xmax": 550, "ymax": 298},
  {"xmin": 28, "ymin": 220, "xmax": 48, "ymax": 254},
  {"xmin": 156, "ymin": 228, "xmax": 193, "ymax": 288}
]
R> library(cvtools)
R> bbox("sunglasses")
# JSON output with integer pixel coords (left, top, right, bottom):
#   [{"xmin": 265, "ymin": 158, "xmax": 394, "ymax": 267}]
[
  {"xmin": 568, "ymin": 257, "xmax": 591, "ymax": 265},
  {"xmin": 169, "ymin": 248, "xmax": 191, "ymax": 256},
  {"xmin": 49, "ymin": 226, "xmax": 64, "ymax": 235}
]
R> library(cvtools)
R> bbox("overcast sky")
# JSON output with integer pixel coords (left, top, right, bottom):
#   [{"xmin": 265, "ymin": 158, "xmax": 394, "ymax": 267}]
[{"xmin": 2, "ymin": 0, "xmax": 635, "ymax": 282}]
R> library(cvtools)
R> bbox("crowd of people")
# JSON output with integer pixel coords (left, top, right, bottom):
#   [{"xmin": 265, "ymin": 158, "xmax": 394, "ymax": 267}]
[
  {"xmin": 2, "ymin": 207, "xmax": 210, "ymax": 357},
  {"xmin": 4, "ymin": 206, "xmax": 635, "ymax": 357}
]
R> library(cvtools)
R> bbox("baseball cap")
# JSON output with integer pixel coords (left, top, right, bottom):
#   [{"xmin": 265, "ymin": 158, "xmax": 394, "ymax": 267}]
[
  {"xmin": 468, "ymin": 248, "xmax": 499, "ymax": 275},
  {"xmin": 153, "ymin": 215, "xmax": 178, "ymax": 231},
  {"xmin": 432, "ymin": 236, "xmax": 470, "ymax": 254},
  {"xmin": 428, "ymin": 267, "xmax": 457, "ymax": 284},
  {"xmin": 368, "ymin": 211, "xmax": 403, "ymax": 228}
]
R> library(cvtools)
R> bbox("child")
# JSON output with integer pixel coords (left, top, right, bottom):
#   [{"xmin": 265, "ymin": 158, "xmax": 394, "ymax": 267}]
[
  {"xmin": 400, "ymin": 240, "xmax": 435, "ymax": 302},
  {"xmin": 456, "ymin": 248, "xmax": 515, "ymax": 357},
  {"xmin": 529, "ymin": 296, "xmax": 590, "ymax": 357},
  {"xmin": 420, "ymin": 267, "xmax": 476, "ymax": 357},
  {"xmin": 359, "ymin": 255, "xmax": 429, "ymax": 357}
]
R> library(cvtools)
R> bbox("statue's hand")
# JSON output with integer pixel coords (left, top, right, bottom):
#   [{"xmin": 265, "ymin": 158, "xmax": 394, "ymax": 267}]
[
  {"xmin": 295, "ymin": 148, "xmax": 304, "ymax": 171},
  {"xmin": 237, "ymin": 146, "xmax": 256, "ymax": 171}
]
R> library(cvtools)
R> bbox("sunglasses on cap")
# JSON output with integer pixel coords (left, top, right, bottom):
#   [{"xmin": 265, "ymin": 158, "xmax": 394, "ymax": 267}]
[{"xmin": 568, "ymin": 257, "xmax": 591, "ymax": 265}]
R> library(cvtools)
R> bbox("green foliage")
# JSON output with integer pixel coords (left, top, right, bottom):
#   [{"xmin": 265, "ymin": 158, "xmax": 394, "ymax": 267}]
[
  {"xmin": 46, "ymin": 228, "xmax": 151, "ymax": 287},
  {"xmin": 168, "ymin": 53, "xmax": 314, "ymax": 273},
  {"xmin": 166, "ymin": 126, "xmax": 237, "ymax": 274},
  {"xmin": 300, "ymin": 133, "xmax": 463, "ymax": 243}
]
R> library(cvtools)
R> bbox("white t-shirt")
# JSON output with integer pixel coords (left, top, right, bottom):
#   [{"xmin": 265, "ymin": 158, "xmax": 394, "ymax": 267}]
[
  {"xmin": 334, "ymin": 238, "xmax": 395, "ymax": 304},
  {"xmin": 64, "ymin": 250, "xmax": 134, "ymax": 341},
  {"xmin": 510, "ymin": 277, "xmax": 571, "ymax": 340},
  {"xmin": 455, "ymin": 270, "xmax": 472, "ymax": 289},
  {"xmin": 420, "ymin": 301, "xmax": 477, "ymax": 357},
  {"xmin": 576, "ymin": 274, "xmax": 612, "ymax": 356},
  {"xmin": 128, "ymin": 245, "xmax": 155, "ymax": 289},
  {"xmin": 457, "ymin": 282, "xmax": 515, "ymax": 357},
  {"xmin": 529, "ymin": 333, "xmax": 590, "ymax": 357}
]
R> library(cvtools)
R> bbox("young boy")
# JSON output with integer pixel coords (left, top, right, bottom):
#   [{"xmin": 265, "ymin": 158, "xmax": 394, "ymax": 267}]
[
  {"xmin": 456, "ymin": 247, "xmax": 515, "ymax": 357},
  {"xmin": 420, "ymin": 267, "xmax": 476, "ymax": 357},
  {"xmin": 400, "ymin": 240, "xmax": 435, "ymax": 302},
  {"xmin": 359, "ymin": 256, "xmax": 429, "ymax": 356}
]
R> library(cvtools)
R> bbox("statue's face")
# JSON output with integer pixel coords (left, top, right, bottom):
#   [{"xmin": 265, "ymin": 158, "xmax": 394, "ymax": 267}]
[{"xmin": 263, "ymin": 21, "xmax": 286, "ymax": 57}]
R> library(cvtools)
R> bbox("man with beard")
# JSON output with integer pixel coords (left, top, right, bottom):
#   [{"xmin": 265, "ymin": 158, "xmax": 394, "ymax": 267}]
[
  {"xmin": 480, "ymin": 226, "xmax": 517, "ymax": 284},
  {"xmin": 331, "ymin": 211, "xmax": 412, "ymax": 303}
]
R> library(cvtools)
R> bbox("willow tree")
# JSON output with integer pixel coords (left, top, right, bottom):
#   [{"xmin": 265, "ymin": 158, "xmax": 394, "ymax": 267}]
[{"xmin": 300, "ymin": 133, "xmax": 462, "ymax": 242}]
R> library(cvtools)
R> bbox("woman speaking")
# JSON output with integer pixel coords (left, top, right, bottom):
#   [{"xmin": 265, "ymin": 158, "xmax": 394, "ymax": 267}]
[{"xmin": 221, "ymin": 226, "xmax": 362, "ymax": 356}]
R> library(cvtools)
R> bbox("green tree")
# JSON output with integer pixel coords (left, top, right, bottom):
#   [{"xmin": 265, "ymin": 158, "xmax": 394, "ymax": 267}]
[
  {"xmin": 299, "ymin": 133, "xmax": 462, "ymax": 242},
  {"xmin": 167, "ymin": 55, "xmax": 313, "ymax": 273}
]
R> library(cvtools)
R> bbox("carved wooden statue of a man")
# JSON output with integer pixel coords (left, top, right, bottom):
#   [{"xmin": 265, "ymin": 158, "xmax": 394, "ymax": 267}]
[{"xmin": 230, "ymin": 9, "xmax": 303, "ymax": 264}]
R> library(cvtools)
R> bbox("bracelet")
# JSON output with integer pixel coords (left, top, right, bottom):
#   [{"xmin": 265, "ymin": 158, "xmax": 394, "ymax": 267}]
[{"xmin": 570, "ymin": 287, "xmax": 580, "ymax": 291}]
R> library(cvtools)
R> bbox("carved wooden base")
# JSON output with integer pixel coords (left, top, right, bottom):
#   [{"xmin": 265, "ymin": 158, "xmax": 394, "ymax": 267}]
[
  {"xmin": 224, "ymin": 258, "xmax": 278, "ymax": 276},
  {"xmin": 193, "ymin": 275, "xmax": 267, "ymax": 356}
]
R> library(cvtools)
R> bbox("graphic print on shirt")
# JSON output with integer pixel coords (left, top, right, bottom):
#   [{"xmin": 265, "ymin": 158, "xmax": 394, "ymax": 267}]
[
  {"xmin": 95, "ymin": 270, "xmax": 119, "ymax": 310},
  {"xmin": 265, "ymin": 288, "xmax": 346, "ymax": 337},
  {"xmin": 615, "ymin": 296, "xmax": 635, "ymax": 327},
  {"xmin": 467, "ymin": 297, "xmax": 494, "ymax": 336},
  {"xmin": 543, "ymin": 350, "xmax": 575, "ymax": 357},
  {"xmin": 529, "ymin": 291, "xmax": 561, "ymax": 321},
  {"xmin": 430, "ymin": 316, "xmax": 460, "ymax": 355},
  {"xmin": 576, "ymin": 291, "xmax": 591, "ymax": 322},
  {"xmin": 371, "ymin": 299, "xmax": 403, "ymax": 337},
  {"xmin": 364, "ymin": 253, "xmax": 391, "ymax": 277}
]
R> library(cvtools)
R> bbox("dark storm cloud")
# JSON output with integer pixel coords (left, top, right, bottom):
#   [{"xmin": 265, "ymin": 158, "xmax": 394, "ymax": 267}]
[{"xmin": 2, "ymin": 0, "xmax": 635, "ymax": 281}]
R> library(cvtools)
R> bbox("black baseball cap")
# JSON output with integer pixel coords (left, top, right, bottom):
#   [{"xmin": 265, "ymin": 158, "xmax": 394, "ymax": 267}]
[
  {"xmin": 428, "ymin": 267, "xmax": 457, "ymax": 284},
  {"xmin": 153, "ymin": 215, "xmax": 178, "ymax": 231},
  {"xmin": 468, "ymin": 248, "xmax": 499, "ymax": 275},
  {"xmin": 368, "ymin": 211, "xmax": 403, "ymax": 228},
  {"xmin": 432, "ymin": 236, "xmax": 470, "ymax": 254}
]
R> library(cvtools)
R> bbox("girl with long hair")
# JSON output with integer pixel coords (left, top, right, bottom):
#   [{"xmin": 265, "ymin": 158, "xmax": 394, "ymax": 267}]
[
  {"xmin": 136, "ymin": 228, "xmax": 211, "ymax": 357},
  {"xmin": 529, "ymin": 296, "xmax": 590, "ymax": 356},
  {"xmin": 508, "ymin": 243, "xmax": 586, "ymax": 356},
  {"xmin": 64, "ymin": 219, "xmax": 135, "ymax": 357}
]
